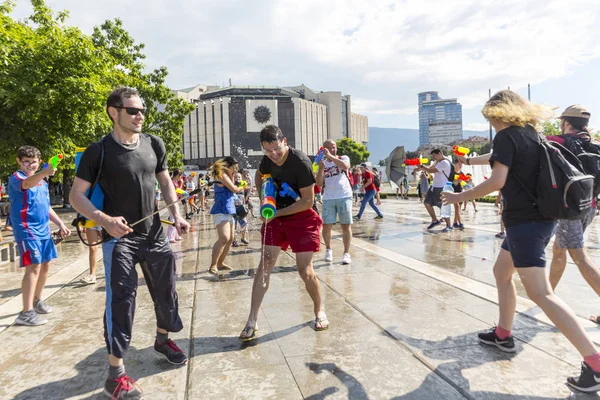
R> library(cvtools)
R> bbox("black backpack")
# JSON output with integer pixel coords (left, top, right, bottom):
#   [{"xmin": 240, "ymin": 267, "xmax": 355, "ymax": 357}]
[
  {"xmin": 559, "ymin": 133, "xmax": 600, "ymax": 197},
  {"xmin": 373, "ymin": 172, "xmax": 381, "ymax": 188},
  {"xmin": 509, "ymin": 132, "xmax": 594, "ymax": 220}
]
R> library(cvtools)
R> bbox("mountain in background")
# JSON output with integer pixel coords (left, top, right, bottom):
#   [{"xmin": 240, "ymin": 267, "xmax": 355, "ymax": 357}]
[{"xmin": 367, "ymin": 127, "xmax": 488, "ymax": 164}]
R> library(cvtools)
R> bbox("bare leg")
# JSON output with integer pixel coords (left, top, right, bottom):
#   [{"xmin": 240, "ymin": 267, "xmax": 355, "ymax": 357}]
[
  {"xmin": 217, "ymin": 222, "xmax": 235, "ymax": 268},
  {"xmin": 322, "ymin": 224, "xmax": 333, "ymax": 250},
  {"xmin": 424, "ymin": 203, "xmax": 437, "ymax": 221},
  {"xmin": 296, "ymin": 251, "xmax": 327, "ymax": 328},
  {"xmin": 22, "ymin": 264, "xmax": 41, "ymax": 312},
  {"xmin": 85, "ymin": 228, "xmax": 99, "ymax": 276},
  {"xmin": 209, "ymin": 221, "xmax": 232, "ymax": 271},
  {"xmin": 494, "ymin": 249, "xmax": 518, "ymax": 331},
  {"xmin": 33, "ymin": 261, "xmax": 50, "ymax": 303},
  {"xmin": 519, "ymin": 267, "xmax": 598, "ymax": 357},
  {"xmin": 569, "ymin": 248, "xmax": 600, "ymax": 297},
  {"xmin": 240, "ymin": 245, "xmax": 281, "ymax": 337},
  {"xmin": 340, "ymin": 224, "xmax": 352, "ymax": 253},
  {"xmin": 549, "ymin": 241, "xmax": 567, "ymax": 290}
]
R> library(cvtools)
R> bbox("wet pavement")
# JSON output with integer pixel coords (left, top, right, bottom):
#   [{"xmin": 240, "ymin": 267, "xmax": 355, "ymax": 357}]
[{"xmin": 1, "ymin": 199, "xmax": 600, "ymax": 399}]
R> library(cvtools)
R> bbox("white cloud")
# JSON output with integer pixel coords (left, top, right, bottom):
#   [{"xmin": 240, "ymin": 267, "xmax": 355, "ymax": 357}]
[{"xmin": 10, "ymin": 0, "xmax": 600, "ymax": 128}]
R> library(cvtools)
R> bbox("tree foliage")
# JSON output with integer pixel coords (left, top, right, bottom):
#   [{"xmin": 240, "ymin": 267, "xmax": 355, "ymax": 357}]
[
  {"xmin": 0, "ymin": 0, "xmax": 193, "ymax": 198},
  {"xmin": 336, "ymin": 138, "xmax": 370, "ymax": 167},
  {"xmin": 541, "ymin": 120, "xmax": 561, "ymax": 137}
]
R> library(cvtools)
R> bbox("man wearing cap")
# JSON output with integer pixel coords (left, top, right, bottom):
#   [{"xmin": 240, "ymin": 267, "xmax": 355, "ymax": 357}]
[
  {"xmin": 354, "ymin": 163, "xmax": 383, "ymax": 220},
  {"xmin": 547, "ymin": 105, "xmax": 600, "ymax": 323}
]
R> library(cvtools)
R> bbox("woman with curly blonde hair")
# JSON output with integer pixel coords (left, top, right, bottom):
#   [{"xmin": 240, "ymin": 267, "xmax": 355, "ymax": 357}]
[{"xmin": 442, "ymin": 90, "xmax": 600, "ymax": 393}]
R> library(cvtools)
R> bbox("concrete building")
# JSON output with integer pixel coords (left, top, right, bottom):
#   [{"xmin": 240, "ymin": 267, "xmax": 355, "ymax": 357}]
[
  {"xmin": 175, "ymin": 84, "xmax": 368, "ymax": 169},
  {"xmin": 418, "ymin": 91, "xmax": 463, "ymax": 146},
  {"xmin": 428, "ymin": 121, "xmax": 463, "ymax": 145}
]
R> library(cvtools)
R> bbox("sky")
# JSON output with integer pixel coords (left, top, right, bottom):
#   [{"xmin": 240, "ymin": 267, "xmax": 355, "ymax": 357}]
[{"xmin": 10, "ymin": 0, "xmax": 600, "ymax": 131}]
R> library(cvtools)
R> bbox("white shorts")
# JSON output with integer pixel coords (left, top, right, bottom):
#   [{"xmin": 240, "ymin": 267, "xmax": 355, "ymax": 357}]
[{"xmin": 213, "ymin": 213, "xmax": 234, "ymax": 226}]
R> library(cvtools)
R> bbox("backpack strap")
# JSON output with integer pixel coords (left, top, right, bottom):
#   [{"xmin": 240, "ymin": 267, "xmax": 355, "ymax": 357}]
[
  {"xmin": 506, "ymin": 131, "xmax": 539, "ymax": 204},
  {"xmin": 87, "ymin": 135, "xmax": 105, "ymax": 201}
]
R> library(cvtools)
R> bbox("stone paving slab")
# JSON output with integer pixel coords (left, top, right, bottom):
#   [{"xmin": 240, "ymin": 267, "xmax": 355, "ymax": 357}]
[{"xmin": 1, "ymin": 201, "xmax": 600, "ymax": 398}]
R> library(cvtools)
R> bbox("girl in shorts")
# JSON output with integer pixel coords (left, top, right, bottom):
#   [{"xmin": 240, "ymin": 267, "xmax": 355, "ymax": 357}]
[
  {"xmin": 208, "ymin": 157, "xmax": 244, "ymax": 274},
  {"xmin": 442, "ymin": 90, "xmax": 600, "ymax": 393}
]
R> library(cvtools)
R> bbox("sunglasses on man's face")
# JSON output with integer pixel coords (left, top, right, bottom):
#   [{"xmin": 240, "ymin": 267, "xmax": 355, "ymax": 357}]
[{"xmin": 115, "ymin": 106, "xmax": 146, "ymax": 116}]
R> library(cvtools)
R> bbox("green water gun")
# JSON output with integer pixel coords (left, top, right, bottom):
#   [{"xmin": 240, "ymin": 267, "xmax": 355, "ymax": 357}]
[{"xmin": 43, "ymin": 154, "xmax": 63, "ymax": 169}]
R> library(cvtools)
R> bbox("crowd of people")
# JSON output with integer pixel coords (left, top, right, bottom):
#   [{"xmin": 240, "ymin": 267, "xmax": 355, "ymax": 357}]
[{"xmin": 6, "ymin": 87, "xmax": 600, "ymax": 398}]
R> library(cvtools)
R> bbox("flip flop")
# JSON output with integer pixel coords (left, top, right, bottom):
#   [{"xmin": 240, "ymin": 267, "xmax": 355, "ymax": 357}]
[
  {"xmin": 314, "ymin": 317, "xmax": 329, "ymax": 331},
  {"xmin": 239, "ymin": 326, "xmax": 258, "ymax": 341}
]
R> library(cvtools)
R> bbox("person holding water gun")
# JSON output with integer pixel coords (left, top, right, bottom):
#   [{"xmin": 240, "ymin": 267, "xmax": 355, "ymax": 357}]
[
  {"xmin": 315, "ymin": 139, "xmax": 354, "ymax": 265},
  {"xmin": 462, "ymin": 173, "xmax": 478, "ymax": 212},
  {"xmin": 208, "ymin": 156, "xmax": 243, "ymax": 274},
  {"xmin": 239, "ymin": 125, "xmax": 327, "ymax": 342},
  {"xmin": 231, "ymin": 172, "xmax": 249, "ymax": 247},
  {"xmin": 451, "ymin": 160, "xmax": 465, "ymax": 230},
  {"xmin": 9, "ymin": 146, "xmax": 71, "ymax": 326}
]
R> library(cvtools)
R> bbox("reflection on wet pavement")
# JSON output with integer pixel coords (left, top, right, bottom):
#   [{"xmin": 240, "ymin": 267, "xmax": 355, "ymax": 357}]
[{"xmin": 0, "ymin": 201, "xmax": 598, "ymax": 399}]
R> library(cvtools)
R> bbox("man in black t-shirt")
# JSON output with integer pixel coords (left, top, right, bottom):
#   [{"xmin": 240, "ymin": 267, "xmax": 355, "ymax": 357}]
[
  {"xmin": 70, "ymin": 87, "xmax": 190, "ymax": 400},
  {"xmin": 239, "ymin": 125, "xmax": 327, "ymax": 341}
]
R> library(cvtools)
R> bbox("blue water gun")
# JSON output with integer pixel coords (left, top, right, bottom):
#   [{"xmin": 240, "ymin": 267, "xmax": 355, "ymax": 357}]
[
  {"xmin": 279, "ymin": 183, "xmax": 299, "ymax": 202},
  {"xmin": 312, "ymin": 147, "xmax": 325, "ymax": 172}
]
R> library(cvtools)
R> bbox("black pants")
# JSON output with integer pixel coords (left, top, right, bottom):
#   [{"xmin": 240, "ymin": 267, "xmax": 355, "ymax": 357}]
[{"xmin": 102, "ymin": 237, "xmax": 183, "ymax": 358}]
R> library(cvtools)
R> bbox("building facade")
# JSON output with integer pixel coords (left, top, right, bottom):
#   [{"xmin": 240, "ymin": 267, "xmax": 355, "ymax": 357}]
[
  {"xmin": 418, "ymin": 91, "xmax": 463, "ymax": 146},
  {"xmin": 176, "ymin": 84, "xmax": 367, "ymax": 169}
]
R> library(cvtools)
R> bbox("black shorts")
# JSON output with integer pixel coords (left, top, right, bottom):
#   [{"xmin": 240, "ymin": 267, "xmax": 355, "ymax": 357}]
[
  {"xmin": 501, "ymin": 221, "xmax": 557, "ymax": 267},
  {"xmin": 424, "ymin": 187, "xmax": 443, "ymax": 208}
]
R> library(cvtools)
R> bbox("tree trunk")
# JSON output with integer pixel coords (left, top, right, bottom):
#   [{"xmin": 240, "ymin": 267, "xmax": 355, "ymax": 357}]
[{"xmin": 62, "ymin": 170, "xmax": 72, "ymax": 208}]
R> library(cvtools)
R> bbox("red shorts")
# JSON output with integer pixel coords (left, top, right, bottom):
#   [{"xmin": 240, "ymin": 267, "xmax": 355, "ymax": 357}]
[{"xmin": 261, "ymin": 209, "xmax": 322, "ymax": 253}]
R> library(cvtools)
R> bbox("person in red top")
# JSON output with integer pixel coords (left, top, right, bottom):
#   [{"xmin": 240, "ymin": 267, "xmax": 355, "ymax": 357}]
[
  {"xmin": 546, "ymin": 105, "xmax": 600, "ymax": 324},
  {"xmin": 354, "ymin": 164, "xmax": 383, "ymax": 220},
  {"xmin": 351, "ymin": 168, "xmax": 361, "ymax": 204}
]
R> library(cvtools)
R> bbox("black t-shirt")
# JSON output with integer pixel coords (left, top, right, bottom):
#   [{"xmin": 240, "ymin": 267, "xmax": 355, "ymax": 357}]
[
  {"xmin": 489, "ymin": 125, "xmax": 552, "ymax": 227},
  {"xmin": 259, "ymin": 147, "xmax": 315, "ymax": 210},
  {"xmin": 76, "ymin": 133, "xmax": 168, "ymax": 241}
]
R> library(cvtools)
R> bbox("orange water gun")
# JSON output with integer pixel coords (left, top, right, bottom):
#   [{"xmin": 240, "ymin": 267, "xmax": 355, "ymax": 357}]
[
  {"xmin": 454, "ymin": 173, "xmax": 470, "ymax": 182},
  {"xmin": 452, "ymin": 146, "xmax": 470, "ymax": 156},
  {"xmin": 403, "ymin": 158, "xmax": 429, "ymax": 166}
]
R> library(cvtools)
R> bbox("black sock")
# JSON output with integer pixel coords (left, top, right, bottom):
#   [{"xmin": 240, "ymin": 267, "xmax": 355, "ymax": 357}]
[
  {"xmin": 108, "ymin": 364, "xmax": 125, "ymax": 380},
  {"xmin": 157, "ymin": 331, "xmax": 168, "ymax": 345}
]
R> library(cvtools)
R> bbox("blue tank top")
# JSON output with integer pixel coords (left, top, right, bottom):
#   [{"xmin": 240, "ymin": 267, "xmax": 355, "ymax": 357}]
[{"xmin": 211, "ymin": 183, "xmax": 236, "ymax": 215}]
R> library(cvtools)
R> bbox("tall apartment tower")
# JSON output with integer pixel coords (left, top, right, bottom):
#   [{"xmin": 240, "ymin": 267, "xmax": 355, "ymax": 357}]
[{"xmin": 418, "ymin": 91, "xmax": 463, "ymax": 146}]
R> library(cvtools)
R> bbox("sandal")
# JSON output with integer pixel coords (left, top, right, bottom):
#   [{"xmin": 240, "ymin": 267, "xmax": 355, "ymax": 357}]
[
  {"xmin": 81, "ymin": 275, "xmax": 97, "ymax": 285},
  {"xmin": 314, "ymin": 316, "xmax": 329, "ymax": 331},
  {"xmin": 239, "ymin": 326, "xmax": 258, "ymax": 341},
  {"xmin": 208, "ymin": 266, "xmax": 218, "ymax": 275}
]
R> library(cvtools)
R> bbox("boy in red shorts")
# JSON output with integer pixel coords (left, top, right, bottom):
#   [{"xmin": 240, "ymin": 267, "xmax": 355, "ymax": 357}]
[
  {"xmin": 9, "ymin": 146, "xmax": 71, "ymax": 326},
  {"xmin": 239, "ymin": 125, "xmax": 327, "ymax": 341}
]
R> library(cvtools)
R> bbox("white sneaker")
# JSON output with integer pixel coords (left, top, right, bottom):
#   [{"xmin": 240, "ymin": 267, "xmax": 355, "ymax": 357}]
[
  {"xmin": 324, "ymin": 249, "xmax": 333, "ymax": 262},
  {"xmin": 342, "ymin": 253, "xmax": 351, "ymax": 265}
]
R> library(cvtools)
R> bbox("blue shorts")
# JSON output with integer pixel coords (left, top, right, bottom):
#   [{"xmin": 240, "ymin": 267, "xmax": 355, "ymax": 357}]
[
  {"xmin": 322, "ymin": 198, "xmax": 353, "ymax": 225},
  {"xmin": 17, "ymin": 239, "xmax": 57, "ymax": 268},
  {"xmin": 501, "ymin": 221, "xmax": 556, "ymax": 268}
]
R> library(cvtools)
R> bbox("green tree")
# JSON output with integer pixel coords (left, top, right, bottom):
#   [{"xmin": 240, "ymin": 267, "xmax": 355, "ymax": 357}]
[
  {"xmin": 0, "ymin": 0, "xmax": 194, "ymax": 202},
  {"xmin": 336, "ymin": 138, "xmax": 370, "ymax": 167},
  {"xmin": 541, "ymin": 120, "xmax": 561, "ymax": 136},
  {"xmin": 378, "ymin": 157, "xmax": 388, "ymax": 166}
]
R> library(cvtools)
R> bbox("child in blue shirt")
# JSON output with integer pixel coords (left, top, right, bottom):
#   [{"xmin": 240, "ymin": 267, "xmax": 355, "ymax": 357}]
[{"xmin": 9, "ymin": 146, "xmax": 71, "ymax": 326}]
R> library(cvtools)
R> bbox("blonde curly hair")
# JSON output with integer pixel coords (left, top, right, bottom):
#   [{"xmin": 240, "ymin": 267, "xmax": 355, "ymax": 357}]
[{"xmin": 482, "ymin": 90, "xmax": 555, "ymax": 129}]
